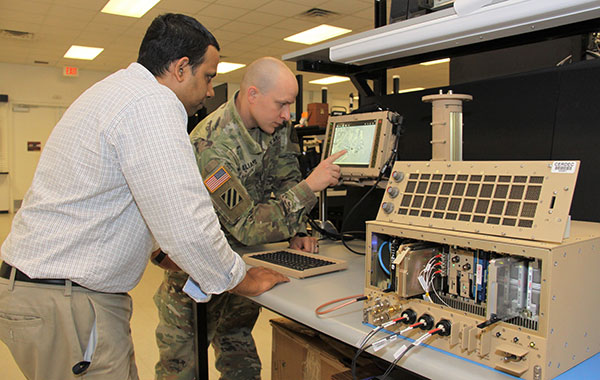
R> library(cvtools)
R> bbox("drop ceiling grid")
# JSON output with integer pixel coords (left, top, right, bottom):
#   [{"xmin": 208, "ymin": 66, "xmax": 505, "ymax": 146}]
[{"xmin": 0, "ymin": 0, "xmax": 449, "ymax": 99}]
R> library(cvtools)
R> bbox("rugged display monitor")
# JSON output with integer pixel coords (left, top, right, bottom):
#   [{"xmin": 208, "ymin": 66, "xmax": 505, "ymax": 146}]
[{"xmin": 321, "ymin": 110, "xmax": 395, "ymax": 180}]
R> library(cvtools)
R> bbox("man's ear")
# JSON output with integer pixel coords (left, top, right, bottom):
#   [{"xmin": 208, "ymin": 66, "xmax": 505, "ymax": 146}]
[
  {"xmin": 247, "ymin": 86, "xmax": 259, "ymax": 104},
  {"xmin": 172, "ymin": 57, "xmax": 190, "ymax": 82}
]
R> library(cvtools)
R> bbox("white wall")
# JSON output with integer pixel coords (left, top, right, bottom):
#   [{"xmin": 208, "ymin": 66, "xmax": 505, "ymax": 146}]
[
  {"xmin": 0, "ymin": 62, "xmax": 111, "ymax": 106},
  {"xmin": 0, "ymin": 63, "xmax": 357, "ymax": 212},
  {"xmin": 0, "ymin": 62, "xmax": 112, "ymax": 212}
]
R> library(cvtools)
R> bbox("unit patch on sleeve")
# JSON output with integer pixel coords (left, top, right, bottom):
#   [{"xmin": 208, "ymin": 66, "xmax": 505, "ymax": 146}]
[
  {"xmin": 204, "ymin": 166, "xmax": 231, "ymax": 193},
  {"xmin": 220, "ymin": 187, "xmax": 243, "ymax": 209}
]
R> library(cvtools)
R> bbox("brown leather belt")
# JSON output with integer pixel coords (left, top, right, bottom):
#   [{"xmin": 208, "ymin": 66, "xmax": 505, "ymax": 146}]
[{"xmin": 0, "ymin": 261, "xmax": 82, "ymax": 287}]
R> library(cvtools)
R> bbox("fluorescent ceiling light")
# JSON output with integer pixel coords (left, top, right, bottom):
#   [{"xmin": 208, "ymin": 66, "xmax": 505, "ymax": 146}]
[
  {"xmin": 285, "ymin": 24, "xmax": 351, "ymax": 45},
  {"xmin": 101, "ymin": 0, "xmax": 161, "ymax": 18},
  {"xmin": 217, "ymin": 62, "xmax": 246, "ymax": 74},
  {"xmin": 420, "ymin": 58, "xmax": 450, "ymax": 66},
  {"xmin": 64, "ymin": 45, "xmax": 104, "ymax": 60},
  {"xmin": 309, "ymin": 76, "xmax": 350, "ymax": 85},
  {"xmin": 329, "ymin": 0, "xmax": 600, "ymax": 65},
  {"xmin": 397, "ymin": 87, "xmax": 425, "ymax": 94}
]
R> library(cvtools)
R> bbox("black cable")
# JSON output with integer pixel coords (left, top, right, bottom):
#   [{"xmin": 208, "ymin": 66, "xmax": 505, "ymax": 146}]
[
  {"xmin": 307, "ymin": 217, "xmax": 340, "ymax": 240},
  {"xmin": 351, "ymin": 340, "xmax": 374, "ymax": 380},
  {"xmin": 340, "ymin": 114, "xmax": 403, "ymax": 255},
  {"xmin": 307, "ymin": 217, "xmax": 364, "ymax": 241},
  {"xmin": 351, "ymin": 314, "xmax": 410, "ymax": 380},
  {"xmin": 380, "ymin": 344, "xmax": 416, "ymax": 380},
  {"xmin": 340, "ymin": 178, "xmax": 383, "ymax": 255}
]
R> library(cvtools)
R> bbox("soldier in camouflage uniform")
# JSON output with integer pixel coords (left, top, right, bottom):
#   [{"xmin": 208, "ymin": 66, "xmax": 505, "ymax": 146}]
[{"xmin": 153, "ymin": 57, "xmax": 345, "ymax": 380}]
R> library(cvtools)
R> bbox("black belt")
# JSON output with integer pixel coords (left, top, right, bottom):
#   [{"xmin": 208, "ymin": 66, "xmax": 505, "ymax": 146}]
[{"xmin": 0, "ymin": 261, "xmax": 82, "ymax": 287}]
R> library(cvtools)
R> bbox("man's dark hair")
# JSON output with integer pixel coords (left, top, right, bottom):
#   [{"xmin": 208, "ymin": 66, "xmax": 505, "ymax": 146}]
[{"xmin": 137, "ymin": 13, "xmax": 220, "ymax": 76}]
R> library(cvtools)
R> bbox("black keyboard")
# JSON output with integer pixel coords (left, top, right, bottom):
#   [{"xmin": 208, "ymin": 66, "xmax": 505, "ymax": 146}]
[
  {"xmin": 251, "ymin": 250, "xmax": 336, "ymax": 271},
  {"xmin": 243, "ymin": 249, "xmax": 348, "ymax": 279}
]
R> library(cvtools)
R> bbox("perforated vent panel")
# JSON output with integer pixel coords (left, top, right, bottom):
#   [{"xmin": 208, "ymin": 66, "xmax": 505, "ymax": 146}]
[{"xmin": 378, "ymin": 161, "xmax": 579, "ymax": 243}]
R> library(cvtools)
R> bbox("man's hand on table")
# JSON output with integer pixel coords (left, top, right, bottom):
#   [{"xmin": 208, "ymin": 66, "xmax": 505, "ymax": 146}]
[
  {"xmin": 289, "ymin": 235, "xmax": 319, "ymax": 253},
  {"xmin": 230, "ymin": 267, "xmax": 290, "ymax": 297}
]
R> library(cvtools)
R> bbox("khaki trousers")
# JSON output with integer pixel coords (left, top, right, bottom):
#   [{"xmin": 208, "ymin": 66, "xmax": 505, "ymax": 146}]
[{"xmin": 0, "ymin": 271, "xmax": 138, "ymax": 380}]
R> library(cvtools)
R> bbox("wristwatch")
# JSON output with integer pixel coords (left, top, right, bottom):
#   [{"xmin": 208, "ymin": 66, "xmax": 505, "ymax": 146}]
[{"xmin": 151, "ymin": 250, "xmax": 167, "ymax": 266}]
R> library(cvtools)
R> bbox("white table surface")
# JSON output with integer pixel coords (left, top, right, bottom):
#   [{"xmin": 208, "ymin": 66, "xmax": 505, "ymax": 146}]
[{"xmin": 243, "ymin": 239, "xmax": 516, "ymax": 380}]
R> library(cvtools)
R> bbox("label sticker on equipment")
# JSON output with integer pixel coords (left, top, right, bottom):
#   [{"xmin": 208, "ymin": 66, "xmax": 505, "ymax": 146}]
[
  {"xmin": 393, "ymin": 344, "xmax": 409, "ymax": 359},
  {"xmin": 551, "ymin": 161, "xmax": 576, "ymax": 173},
  {"xmin": 373, "ymin": 335, "xmax": 396, "ymax": 352}
]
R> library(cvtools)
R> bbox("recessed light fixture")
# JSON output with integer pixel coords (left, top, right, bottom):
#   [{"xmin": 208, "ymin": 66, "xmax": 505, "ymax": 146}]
[
  {"xmin": 397, "ymin": 87, "xmax": 425, "ymax": 94},
  {"xmin": 101, "ymin": 0, "xmax": 161, "ymax": 18},
  {"xmin": 309, "ymin": 76, "xmax": 350, "ymax": 85},
  {"xmin": 284, "ymin": 24, "xmax": 351, "ymax": 45},
  {"xmin": 64, "ymin": 45, "xmax": 104, "ymax": 60},
  {"xmin": 217, "ymin": 62, "xmax": 246, "ymax": 74},
  {"xmin": 419, "ymin": 58, "xmax": 450, "ymax": 66}
]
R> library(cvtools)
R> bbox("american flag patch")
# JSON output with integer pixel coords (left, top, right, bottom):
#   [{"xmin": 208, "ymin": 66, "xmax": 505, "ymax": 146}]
[{"xmin": 204, "ymin": 166, "xmax": 231, "ymax": 193}]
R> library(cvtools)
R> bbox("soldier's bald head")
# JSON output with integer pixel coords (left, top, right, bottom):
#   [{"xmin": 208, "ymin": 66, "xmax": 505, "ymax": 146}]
[
  {"xmin": 241, "ymin": 57, "xmax": 296, "ymax": 94},
  {"xmin": 236, "ymin": 57, "xmax": 297, "ymax": 133}
]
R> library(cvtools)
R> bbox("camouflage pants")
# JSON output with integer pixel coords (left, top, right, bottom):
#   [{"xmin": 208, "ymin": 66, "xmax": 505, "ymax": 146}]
[{"xmin": 154, "ymin": 270, "xmax": 261, "ymax": 380}]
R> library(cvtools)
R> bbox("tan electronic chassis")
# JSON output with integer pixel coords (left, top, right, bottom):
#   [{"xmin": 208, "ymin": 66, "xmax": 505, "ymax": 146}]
[{"xmin": 364, "ymin": 160, "xmax": 599, "ymax": 380}]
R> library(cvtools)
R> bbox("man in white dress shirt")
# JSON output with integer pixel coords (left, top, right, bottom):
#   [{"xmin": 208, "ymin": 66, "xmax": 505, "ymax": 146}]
[{"xmin": 0, "ymin": 13, "xmax": 287, "ymax": 380}]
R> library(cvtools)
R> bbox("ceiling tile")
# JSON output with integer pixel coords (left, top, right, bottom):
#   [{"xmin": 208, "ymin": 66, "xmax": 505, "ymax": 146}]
[
  {"xmin": 255, "ymin": 1, "xmax": 310, "ymax": 17},
  {"xmin": 194, "ymin": 15, "xmax": 231, "ymax": 30},
  {"xmin": 76, "ymin": 31, "xmax": 120, "ymax": 46},
  {"xmin": 0, "ymin": 53, "xmax": 29, "ymax": 64},
  {"xmin": 0, "ymin": 0, "xmax": 448, "ymax": 102},
  {"xmin": 252, "ymin": 26, "xmax": 296, "ymax": 40},
  {"xmin": 212, "ymin": 29, "xmax": 245, "ymax": 43},
  {"xmin": 51, "ymin": 0, "xmax": 108, "ymax": 11},
  {"xmin": 271, "ymin": 17, "xmax": 320, "ymax": 33},
  {"xmin": 42, "ymin": 15, "xmax": 91, "ymax": 30},
  {"xmin": 219, "ymin": 21, "xmax": 265, "ymax": 34},
  {"xmin": 328, "ymin": 15, "xmax": 372, "ymax": 30},
  {"xmin": 233, "ymin": 52, "xmax": 265, "ymax": 62},
  {"xmin": 220, "ymin": 42, "xmax": 258, "ymax": 55},
  {"xmin": 0, "ymin": 1, "xmax": 52, "ymax": 15},
  {"xmin": 234, "ymin": 34, "xmax": 278, "ymax": 47},
  {"xmin": 284, "ymin": 0, "xmax": 328, "ymax": 7},
  {"xmin": 199, "ymin": 4, "xmax": 250, "ymax": 20},
  {"xmin": 84, "ymin": 22, "xmax": 131, "ymax": 37},
  {"xmin": 319, "ymin": 0, "xmax": 372, "ymax": 14},
  {"xmin": 26, "ymin": 49, "xmax": 63, "ymax": 61},
  {"xmin": 216, "ymin": 0, "xmax": 272, "ymax": 10},
  {"xmin": 222, "ymin": 38, "xmax": 264, "ymax": 50},
  {"xmin": 236, "ymin": 11, "xmax": 285, "ymax": 26},
  {"xmin": 352, "ymin": 6, "xmax": 375, "ymax": 21},
  {"xmin": 46, "ymin": 4, "xmax": 97, "ymax": 23},
  {"xmin": 90, "ymin": 12, "xmax": 139, "ymax": 27},
  {"xmin": 0, "ymin": 19, "xmax": 43, "ymax": 34},
  {"xmin": 0, "ymin": 9, "xmax": 46, "ymax": 25},
  {"xmin": 38, "ymin": 24, "xmax": 82, "ymax": 38},
  {"xmin": 155, "ymin": 0, "xmax": 211, "ymax": 14},
  {"xmin": 136, "ymin": 7, "xmax": 167, "ymax": 24}
]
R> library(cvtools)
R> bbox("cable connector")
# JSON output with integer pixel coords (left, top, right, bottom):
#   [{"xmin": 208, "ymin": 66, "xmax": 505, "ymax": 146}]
[
  {"xmin": 434, "ymin": 319, "xmax": 452, "ymax": 336},
  {"xmin": 417, "ymin": 314, "xmax": 435, "ymax": 330}
]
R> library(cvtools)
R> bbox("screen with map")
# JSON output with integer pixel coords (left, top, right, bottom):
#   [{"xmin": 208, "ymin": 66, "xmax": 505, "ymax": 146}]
[
  {"xmin": 322, "ymin": 110, "xmax": 394, "ymax": 180},
  {"xmin": 330, "ymin": 119, "xmax": 377, "ymax": 166}
]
